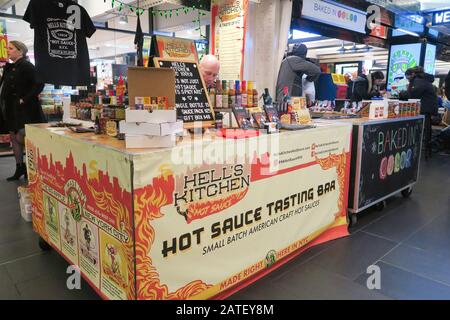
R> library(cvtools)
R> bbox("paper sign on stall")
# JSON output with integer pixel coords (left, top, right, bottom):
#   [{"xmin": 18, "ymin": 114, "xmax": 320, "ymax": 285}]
[{"xmin": 369, "ymin": 100, "xmax": 389, "ymax": 120}]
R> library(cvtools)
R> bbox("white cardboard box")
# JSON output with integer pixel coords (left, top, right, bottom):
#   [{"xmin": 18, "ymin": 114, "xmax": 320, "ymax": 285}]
[
  {"xmin": 120, "ymin": 121, "xmax": 183, "ymax": 136},
  {"xmin": 125, "ymin": 134, "xmax": 177, "ymax": 149},
  {"xmin": 126, "ymin": 109, "xmax": 177, "ymax": 124}
]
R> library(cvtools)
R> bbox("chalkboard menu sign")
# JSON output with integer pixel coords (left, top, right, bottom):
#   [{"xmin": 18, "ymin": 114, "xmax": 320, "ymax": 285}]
[
  {"xmin": 355, "ymin": 117, "xmax": 424, "ymax": 209},
  {"xmin": 154, "ymin": 58, "xmax": 214, "ymax": 128}
]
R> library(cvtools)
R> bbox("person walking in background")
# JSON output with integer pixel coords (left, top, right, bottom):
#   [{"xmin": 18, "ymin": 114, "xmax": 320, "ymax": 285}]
[
  {"xmin": 276, "ymin": 43, "xmax": 321, "ymax": 102},
  {"xmin": 0, "ymin": 41, "xmax": 45, "ymax": 181},
  {"xmin": 400, "ymin": 66, "xmax": 438, "ymax": 159}
]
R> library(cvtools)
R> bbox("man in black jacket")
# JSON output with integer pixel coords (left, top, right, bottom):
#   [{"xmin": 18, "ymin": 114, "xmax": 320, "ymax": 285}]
[
  {"xmin": 400, "ymin": 66, "xmax": 438, "ymax": 159},
  {"xmin": 276, "ymin": 43, "xmax": 321, "ymax": 102}
]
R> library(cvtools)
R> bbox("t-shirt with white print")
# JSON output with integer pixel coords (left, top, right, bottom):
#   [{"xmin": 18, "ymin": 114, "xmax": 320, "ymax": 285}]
[{"xmin": 24, "ymin": 0, "xmax": 96, "ymax": 86}]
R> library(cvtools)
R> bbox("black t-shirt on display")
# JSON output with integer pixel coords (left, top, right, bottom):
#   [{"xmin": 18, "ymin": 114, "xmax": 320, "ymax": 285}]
[{"xmin": 24, "ymin": 0, "xmax": 96, "ymax": 86}]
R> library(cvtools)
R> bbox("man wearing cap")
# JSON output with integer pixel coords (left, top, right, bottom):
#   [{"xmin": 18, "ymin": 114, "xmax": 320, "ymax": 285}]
[{"xmin": 276, "ymin": 43, "xmax": 321, "ymax": 102}]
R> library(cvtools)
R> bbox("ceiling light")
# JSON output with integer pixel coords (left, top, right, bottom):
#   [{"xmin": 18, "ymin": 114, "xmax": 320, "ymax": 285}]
[{"xmin": 395, "ymin": 28, "xmax": 420, "ymax": 37}]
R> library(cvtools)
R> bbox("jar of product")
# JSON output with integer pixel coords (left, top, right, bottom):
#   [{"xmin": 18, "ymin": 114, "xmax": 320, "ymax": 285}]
[
  {"xmin": 106, "ymin": 120, "xmax": 118, "ymax": 137},
  {"xmin": 115, "ymin": 105, "xmax": 125, "ymax": 120}
]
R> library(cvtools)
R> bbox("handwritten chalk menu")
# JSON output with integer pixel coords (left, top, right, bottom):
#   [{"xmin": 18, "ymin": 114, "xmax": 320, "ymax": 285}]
[
  {"xmin": 351, "ymin": 117, "xmax": 423, "ymax": 210},
  {"xmin": 154, "ymin": 58, "xmax": 214, "ymax": 128}
]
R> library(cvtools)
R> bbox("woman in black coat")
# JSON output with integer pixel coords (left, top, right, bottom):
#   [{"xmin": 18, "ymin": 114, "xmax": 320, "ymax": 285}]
[
  {"xmin": 0, "ymin": 41, "xmax": 44, "ymax": 180},
  {"xmin": 400, "ymin": 66, "xmax": 438, "ymax": 159}
]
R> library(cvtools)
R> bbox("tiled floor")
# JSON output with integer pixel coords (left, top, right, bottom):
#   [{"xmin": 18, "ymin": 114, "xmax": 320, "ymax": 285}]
[{"xmin": 0, "ymin": 153, "xmax": 449, "ymax": 300}]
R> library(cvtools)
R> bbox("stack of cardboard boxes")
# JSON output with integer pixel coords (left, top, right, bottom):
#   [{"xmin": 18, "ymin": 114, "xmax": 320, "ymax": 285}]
[
  {"xmin": 121, "ymin": 67, "xmax": 183, "ymax": 148},
  {"xmin": 120, "ymin": 109, "xmax": 183, "ymax": 148}
]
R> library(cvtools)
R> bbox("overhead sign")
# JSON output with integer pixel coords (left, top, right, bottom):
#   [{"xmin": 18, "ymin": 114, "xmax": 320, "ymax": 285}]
[
  {"xmin": 369, "ymin": 23, "xmax": 387, "ymax": 39},
  {"xmin": 301, "ymin": 0, "xmax": 367, "ymax": 34},
  {"xmin": 433, "ymin": 10, "xmax": 450, "ymax": 26}
]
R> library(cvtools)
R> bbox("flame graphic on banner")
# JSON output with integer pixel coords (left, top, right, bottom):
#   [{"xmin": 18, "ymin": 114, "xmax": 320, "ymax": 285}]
[
  {"xmin": 135, "ymin": 167, "xmax": 212, "ymax": 300},
  {"xmin": 87, "ymin": 183, "xmax": 135, "ymax": 299},
  {"xmin": 27, "ymin": 141, "xmax": 136, "ymax": 300},
  {"xmin": 316, "ymin": 150, "xmax": 349, "ymax": 219},
  {"xmin": 28, "ymin": 158, "xmax": 47, "ymax": 240}
]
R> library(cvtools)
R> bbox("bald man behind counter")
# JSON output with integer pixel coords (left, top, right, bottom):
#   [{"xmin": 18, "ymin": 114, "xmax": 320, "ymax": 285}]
[{"xmin": 199, "ymin": 54, "xmax": 220, "ymax": 89}]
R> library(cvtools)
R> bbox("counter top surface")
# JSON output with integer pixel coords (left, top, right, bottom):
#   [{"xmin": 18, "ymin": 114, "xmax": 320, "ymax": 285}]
[{"xmin": 26, "ymin": 121, "xmax": 353, "ymax": 156}]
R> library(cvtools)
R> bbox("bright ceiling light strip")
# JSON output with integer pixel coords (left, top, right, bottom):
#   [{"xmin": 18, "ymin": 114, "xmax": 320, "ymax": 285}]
[{"xmin": 395, "ymin": 28, "xmax": 420, "ymax": 37}]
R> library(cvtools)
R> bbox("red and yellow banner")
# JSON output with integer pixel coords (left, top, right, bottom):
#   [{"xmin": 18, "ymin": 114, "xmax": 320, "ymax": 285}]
[
  {"xmin": 26, "ymin": 122, "xmax": 352, "ymax": 300},
  {"xmin": 133, "ymin": 123, "xmax": 352, "ymax": 300},
  {"xmin": 25, "ymin": 125, "xmax": 135, "ymax": 300}
]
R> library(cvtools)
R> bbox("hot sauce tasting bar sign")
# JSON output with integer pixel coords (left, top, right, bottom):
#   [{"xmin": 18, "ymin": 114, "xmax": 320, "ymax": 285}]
[{"xmin": 26, "ymin": 123, "xmax": 352, "ymax": 300}]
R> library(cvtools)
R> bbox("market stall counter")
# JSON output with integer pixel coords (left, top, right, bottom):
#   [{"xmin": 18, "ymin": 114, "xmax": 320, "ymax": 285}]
[
  {"xmin": 25, "ymin": 122, "xmax": 352, "ymax": 300},
  {"xmin": 319, "ymin": 115, "xmax": 424, "ymax": 225}
]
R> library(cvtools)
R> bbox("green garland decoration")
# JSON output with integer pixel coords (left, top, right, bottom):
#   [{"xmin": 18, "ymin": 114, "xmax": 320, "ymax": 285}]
[{"xmin": 104, "ymin": 0, "xmax": 207, "ymax": 39}]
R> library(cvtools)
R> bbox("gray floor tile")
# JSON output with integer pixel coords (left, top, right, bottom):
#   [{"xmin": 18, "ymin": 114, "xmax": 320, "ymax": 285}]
[
  {"xmin": 5, "ymin": 251, "xmax": 70, "ymax": 284},
  {"xmin": 272, "ymin": 261, "xmax": 390, "ymax": 300},
  {"xmin": 0, "ymin": 222, "xmax": 36, "ymax": 245},
  {"xmin": 348, "ymin": 205, "xmax": 391, "ymax": 233},
  {"xmin": 355, "ymin": 261, "xmax": 450, "ymax": 300},
  {"xmin": 361, "ymin": 197, "xmax": 443, "ymax": 243},
  {"xmin": 0, "ymin": 235, "xmax": 41, "ymax": 264},
  {"xmin": 405, "ymin": 214, "xmax": 450, "ymax": 257},
  {"xmin": 0, "ymin": 266, "xmax": 20, "ymax": 299},
  {"xmin": 382, "ymin": 244, "xmax": 450, "ymax": 287},
  {"xmin": 305, "ymin": 231, "xmax": 397, "ymax": 280},
  {"xmin": 15, "ymin": 274, "xmax": 100, "ymax": 300}
]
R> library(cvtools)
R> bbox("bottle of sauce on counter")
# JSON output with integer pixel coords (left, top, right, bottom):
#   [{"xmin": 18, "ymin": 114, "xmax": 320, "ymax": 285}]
[
  {"xmin": 241, "ymin": 81, "xmax": 247, "ymax": 108},
  {"xmin": 209, "ymin": 86, "xmax": 216, "ymax": 109},
  {"xmin": 228, "ymin": 80, "xmax": 235, "ymax": 109},
  {"xmin": 252, "ymin": 81, "xmax": 259, "ymax": 109},
  {"xmin": 247, "ymin": 81, "xmax": 253, "ymax": 108},
  {"xmin": 235, "ymin": 80, "xmax": 242, "ymax": 108},
  {"xmin": 215, "ymin": 81, "xmax": 223, "ymax": 109},
  {"xmin": 222, "ymin": 80, "xmax": 229, "ymax": 109}
]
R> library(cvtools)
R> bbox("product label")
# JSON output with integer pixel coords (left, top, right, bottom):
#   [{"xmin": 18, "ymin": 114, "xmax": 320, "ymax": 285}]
[{"xmin": 47, "ymin": 18, "xmax": 77, "ymax": 59}]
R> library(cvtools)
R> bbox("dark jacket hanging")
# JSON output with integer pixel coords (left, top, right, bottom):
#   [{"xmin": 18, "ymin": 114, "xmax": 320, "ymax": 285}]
[{"xmin": 0, "ymin": 58, "xmax": 45, "ymax": 132}]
